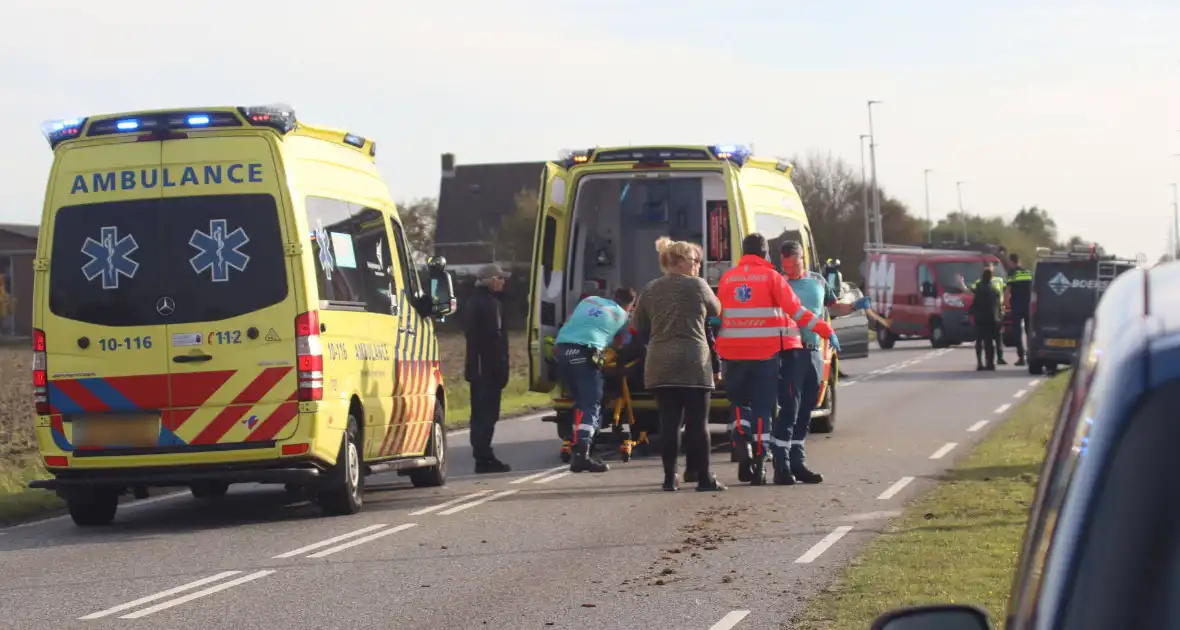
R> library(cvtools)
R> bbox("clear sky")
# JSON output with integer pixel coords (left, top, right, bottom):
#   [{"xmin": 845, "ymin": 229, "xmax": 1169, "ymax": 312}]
[{"xmin": 4, "ymin": 0, "xmax": 1179, "ymax": 260}]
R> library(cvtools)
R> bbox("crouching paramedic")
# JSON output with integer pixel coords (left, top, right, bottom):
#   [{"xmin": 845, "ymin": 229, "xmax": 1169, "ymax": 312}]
[
  {"xmin": 777, "ymin": 241, "xmax": 870, "ymax": 485},
  {"xmin": 717, "ymin": 233, "xmax": 827, "ymax": 485},
  {"xmin": 553, "ymin": 288, "xmax": 637, "ymax": 473}
]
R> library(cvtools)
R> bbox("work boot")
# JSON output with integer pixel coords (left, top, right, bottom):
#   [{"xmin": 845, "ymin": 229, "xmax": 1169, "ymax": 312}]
[
  {"xmin": 663, "ymin": 470, "xmax": 679, "ymax": 492},
  {"xmin": 772, "ymin": 449, "xmax": 795, "ymax": 485},
  {"xmin": 570, "ymin": 441, "xmax": 609, "ymax": 473},
  {"xmin": 474, "ymin": 459, "xmax": 511, "ymax": 474},
  {"xmin": 790, "ymin": 449, "xmax": 823, "ymax": 484},
  {"xmin": 683, "ymin": 469, "xmax": 699, "ymax": 484},
  {"xmin": 696, "ymin": 472, "xmax": 727, "ymax": 493},
  {"xmin": 996, "ymin": 354, "xmax": 1008, "ymax": 365},
  {"xmin": 750, "ymin": 455, "xmax": 767, "ymax": 486},
  {"xmin": 1015, "ymin": 354, "xmax": 1026, "ymax": 367},
  {"xmin": 736, "ymin": 441, "xmax": 753, "ymax": 483}
]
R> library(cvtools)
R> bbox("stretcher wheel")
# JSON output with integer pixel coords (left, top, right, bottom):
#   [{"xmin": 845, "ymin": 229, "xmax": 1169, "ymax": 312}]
[
  {"xmin": 620, "ymin": 450, "xmax": 631, "ymax": 463},
  {"xmin": 560, "ymin": 450, "xmax": 571, "ymax": 463}
]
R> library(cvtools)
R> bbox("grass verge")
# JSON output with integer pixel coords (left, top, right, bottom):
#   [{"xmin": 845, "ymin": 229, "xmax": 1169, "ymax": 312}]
[
  {"xmin": 0, "ymin": 457, "xmax": 61, "ymax": 528},
  {"xmin": 794, "ymin": 373, "xmax": 1067, "ymax": 630}
]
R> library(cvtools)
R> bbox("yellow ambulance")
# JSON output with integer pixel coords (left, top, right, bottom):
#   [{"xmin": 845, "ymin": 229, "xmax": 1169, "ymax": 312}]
[
  {"xmin": 29, "ymin": 104, "xmax": 457, "ymax": 526},
  {"xmin": 526, "ymin": 145, "xmax": 840, "ymax": 457}
]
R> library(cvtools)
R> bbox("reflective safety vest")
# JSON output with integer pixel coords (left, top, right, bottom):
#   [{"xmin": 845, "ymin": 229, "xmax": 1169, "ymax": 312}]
[{"xmin": 716, "ymin": 255, "xmax": 830, "ymax": 360}]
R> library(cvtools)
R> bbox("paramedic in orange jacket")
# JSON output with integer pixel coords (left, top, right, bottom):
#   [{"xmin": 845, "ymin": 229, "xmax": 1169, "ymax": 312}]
[{"xmin": 716, "ymin": 233, "xmax": 835, "ymax": 485}]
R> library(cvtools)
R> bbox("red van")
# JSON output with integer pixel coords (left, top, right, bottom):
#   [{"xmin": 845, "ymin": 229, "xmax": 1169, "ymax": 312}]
[{"xmin": 863, "ymin": 243, "xmax": 1006, "ymax": 349}]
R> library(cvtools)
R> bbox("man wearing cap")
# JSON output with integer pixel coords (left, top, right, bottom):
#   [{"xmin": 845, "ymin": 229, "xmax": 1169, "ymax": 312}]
[{"xmin": 463, "ymin": 263, "xmax": 513, "ymax": 474}]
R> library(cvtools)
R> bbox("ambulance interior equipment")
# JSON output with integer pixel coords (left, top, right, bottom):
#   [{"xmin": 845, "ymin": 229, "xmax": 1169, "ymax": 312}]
[{"xmin": 567, "ymin": 170, "xmax": 729, "ymax": 305}]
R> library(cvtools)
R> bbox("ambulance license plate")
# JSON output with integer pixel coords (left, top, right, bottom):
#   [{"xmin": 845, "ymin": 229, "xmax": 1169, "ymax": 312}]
[
  {"xmin": 1045, "ymin": 338, "xmax": 1077, "ymax": 348},
  {"xmin": 73, "ymin": 414, "xmax": 161, "ymax": 448}
]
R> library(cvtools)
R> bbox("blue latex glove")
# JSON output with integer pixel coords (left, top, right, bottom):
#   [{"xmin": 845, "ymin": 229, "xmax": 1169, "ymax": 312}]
[
  {"xmin": 829, "ymin": 333, "xmax": 842, "ymax": 353},
  {"xmin": 853, "ymin": 296, "xmax": 872, "ymax": 310}
]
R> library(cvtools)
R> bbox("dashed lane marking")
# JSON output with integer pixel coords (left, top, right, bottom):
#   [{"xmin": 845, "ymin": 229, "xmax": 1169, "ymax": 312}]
[
  {"xmin": 273, "ymin": 523, "xmax": 389, "ymax": 559},
  {"xmin": 79, "ymin": 570, "xmax": 267, "ymax": 620},
  {"xmin": 535, "ymin": 471, "xmax": 572, "ymax": 484},
  {"xmin": 510, "ymin": 465, "xmax": 568, "ymax": 484},
  {"xmin": 929, "ymin": 442, "xmax": 958, "ymax": 460},
  {"xmin": 967, "ymin": 420, "xmax": 989, "ymax": 432},
  {"xmin": 994, "ymin": 403, "xmax": 1012, "ymax": 414},
  {"xmin": 409, "ymin": 490, "xmax": 493, "ymax": 516},
  {"xmin": 795, "ymin": 525, "xmax": 853, "ymax": 564},
  {"xmin": 876, "ymin": 476, "xmax": 914, "ymax": 500},
  {"xmin": 119, "ymin": 570, "xmax": 275, "ymax": 619},
  {"xmin": 708, "ymin": 610, "xmax": 751, "ymax": 630},
  {"xmin": 437, "ymin": 489, "xmax": 519, "ymax": 516},
  {"xmin": 306, "ymin": 523, "xmax": 418, "ymax": 559},
  {"xmin": 1014, "ymin": 389, "xmax": 1027, "ymax": 398}
]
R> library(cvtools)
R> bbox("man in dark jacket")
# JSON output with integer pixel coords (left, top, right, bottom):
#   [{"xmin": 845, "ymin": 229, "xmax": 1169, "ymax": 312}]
[{"xmin": 463, "ymin": 263, "xmax": 512, "ymax": 473}]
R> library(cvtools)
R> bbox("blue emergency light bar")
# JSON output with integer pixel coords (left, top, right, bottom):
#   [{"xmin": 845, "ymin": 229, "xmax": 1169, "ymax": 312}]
[
  {"xmin": 40, "ymin": 104, "xmax": 299, "ymax": 149},
  {"xmin": 708, "ymin": 144, "xmax": 752, "ymax": 166}
]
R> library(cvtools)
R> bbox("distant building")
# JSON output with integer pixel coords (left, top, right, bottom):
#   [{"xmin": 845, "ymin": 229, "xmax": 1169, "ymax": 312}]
[
  {"xmin": 0, "ymin": 224, "xmax": 37, "ymax": 339},
  {"xmin": 434, "ymin": 153, "xmax": 544, "ymax": 274}
]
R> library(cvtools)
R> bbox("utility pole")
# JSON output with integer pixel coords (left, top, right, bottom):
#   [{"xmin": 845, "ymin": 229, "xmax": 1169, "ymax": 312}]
[
  {"xmin": 859, "ymin": 135, "xmax": 871, "ymax": 247},
  {"xmin": 956, "ymin": 181, "xmax": 968, "ymax": 243},
  {"xmin": 867, "ymin": 100, "xmax": 883, "ymax": 245},
  {"xmin": 923, "ymin": 169, "xmax": 933, "ymax": 244}
]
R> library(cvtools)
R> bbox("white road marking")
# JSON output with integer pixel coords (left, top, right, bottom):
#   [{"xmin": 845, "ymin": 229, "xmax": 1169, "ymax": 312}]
[
  {"xmin": 994, "ymin": 403, "xmax": 1012, "ymax": 414},
  {"xmin": 535, "ymin": 471, "xmax": 572, "ymax": 484},
  {"xmin": 409, "ymin": 490, "xmax": 493, "ymax": 516},
  {"xmin": 306, "ymin": 523, "xmax": 418, "ymax": 559},
  {"xmin": 79, "ymin": 571, "xmax": 244, "ymax": 620},
  {"xmin": 876, "ymin": 477, "xmax": 915, "ymax": 500},
  {"xmin": 437, "ymin": 489, "xmax": 519, "ymax": 515},
  {"xmin": 795, "ymin": 526, "xmax": 853, "ymax": 563},
  {"xmin": 510, "ymin": 465, "xmax": 568, "ymax": 484},
  {"xmin": 1028, "ymin": 378, "xmax": 1042, "ymax": 387},
  {"xmin": 449, "ymin": 429, "xmax": 470, "ymax": 436},
  {"xmin": 119, "ymin": 570, "xmax": 275, "ymax": 619},
  {"xmin": 273, "ymin": 523, "xmax": 389, "ymax": 559},
  {"xmin": 929, "ymin": 442, "xmax": 958, "ymax": 460},
  {"xmin": 708, "ymin": 610, "xmax": 751, "ymax": 630},
  {"xmin": 967, "ymin": 420, "xmax": 990, "ymax": 432},
  {"xmin": 1014, "ymin": 389, "xmax": 1027, "ymax": 398}
]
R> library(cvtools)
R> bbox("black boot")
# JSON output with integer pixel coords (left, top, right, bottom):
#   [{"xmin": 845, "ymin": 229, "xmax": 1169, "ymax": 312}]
[
  {"xmin": 736, "ymin": 441, "xmax": 753, "ymax": 483},
  {"xmin": 696, "ymin": 472, "xmax": 727, "ymax": 492},
  {"xmin": 790, "ymin": 448, "xmax": 823, "ymax": 484},
  {"xmin": 682, "ymin": 469, "xmax": 699, "ymax": 484},
  {"xmin": 663, "ymin": 471, "xmax": 679, "ymax": 491},
  {"xmin": 1015, "ymin": 352, "xmax": 1026, "ymax": 367},
  {"xmin": 475, "ymin": 458, "xmax": 511, "ymax": 474},
  {"xmin": 996, "ymin": 355, "xmax": 1008, "ymax": 365},
  {"xmin": 570, "ymin": 441, "xmax": 609, "ymax": 473},
  {"xmin": 772, "ymin": 449, "xmax": 795, "ymax": 485}
]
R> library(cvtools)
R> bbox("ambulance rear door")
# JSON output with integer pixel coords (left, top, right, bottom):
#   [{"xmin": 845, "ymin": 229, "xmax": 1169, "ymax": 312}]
[{"xmin": 528, "ymin": 162, "xmax": 569, "ymax": 393}]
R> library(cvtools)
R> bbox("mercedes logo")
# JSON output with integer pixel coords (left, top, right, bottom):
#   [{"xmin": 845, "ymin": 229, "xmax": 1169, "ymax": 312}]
[{"xmin": 156, "ymin": 296, "xmax": 176, "ymax": 316}]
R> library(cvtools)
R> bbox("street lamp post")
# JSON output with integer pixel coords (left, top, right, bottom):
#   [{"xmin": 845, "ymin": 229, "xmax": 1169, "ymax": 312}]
[
  {"xmin": 867, "ymin": 100, "xmax": 883, "ymax": 245},
  {"xmin": 956, "ymin": 181, "xmax": 968, "ymax": 243},
  {"xmin": 860, "ymin": 134, "xmax": 871, "ymax": 247},
  {"xmin": 924, "ymin": 169, "xmax": 933, "ymax": 244}
]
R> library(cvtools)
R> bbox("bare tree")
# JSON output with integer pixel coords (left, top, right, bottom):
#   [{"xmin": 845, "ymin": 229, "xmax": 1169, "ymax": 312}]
[{"xmin": 397, "ymin": 197, "xmax": 438, "ymax": 263}]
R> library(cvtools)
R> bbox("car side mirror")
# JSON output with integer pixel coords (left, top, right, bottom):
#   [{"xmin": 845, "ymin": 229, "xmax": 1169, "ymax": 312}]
[
  {"xmin": 870, "ymin": 604, "xmax": 992, "ymax": 630},
  {"xmin": 425, "ymin": 256, "xmax": 457, "ymax": 319}
]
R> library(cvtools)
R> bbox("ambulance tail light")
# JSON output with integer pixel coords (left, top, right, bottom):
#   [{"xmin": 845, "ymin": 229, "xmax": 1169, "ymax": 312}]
[
  {"xmin": 33, "ymin": 329, "xmax": 49, "ymax": 415},
  {"xmin": 239, "ymin": 104, "xmax": 298, "ymax": 134},
  {"xmin": 295, "ymin": 311, "xmax": 323, "ymax": 401},
  {"xmin": 40, "ymin": 117, "xmax": 88, "ymax": 149}
]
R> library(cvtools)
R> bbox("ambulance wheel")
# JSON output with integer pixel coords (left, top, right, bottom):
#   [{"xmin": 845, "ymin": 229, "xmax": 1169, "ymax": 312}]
[
  {"xmin": 319, "ymin": 416, "xmax": 364, "ymax": 516},
  {"xmin": 409, "ymin": 402, "xmax": 447, "ymax": 488},
  {"xmin": 1028, "ymin": 360, "xmax": 1045, "ymax": 376},
  {"xmin": 810, "ymin": 377, "xmax": 837, "ymax": 434},
  {"xmin": 67, "ymin": 489, "xmax": 119, "ymax": 527},
  {"xmin": 877, "ymin": 328, "xmax": 896, "ymax": 350},
  {"xmin": 190, "ymin": 481, "xmax": 229, "ymax": 499}
]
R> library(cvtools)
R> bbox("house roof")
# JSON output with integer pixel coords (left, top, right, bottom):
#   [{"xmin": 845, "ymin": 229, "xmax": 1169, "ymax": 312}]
[
  {"xmin": 0, "ymin": 224, "xmax": 39, "ymax": 240},
  {"xmin": 435, "ymin": 158, "xmax": 544, "ymax": 263}
]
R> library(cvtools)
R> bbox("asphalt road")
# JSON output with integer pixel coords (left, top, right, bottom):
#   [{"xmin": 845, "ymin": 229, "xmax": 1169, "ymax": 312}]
[{"xmin": 0, "ymin": 341, "xmax": 1044, "ymax": 630}]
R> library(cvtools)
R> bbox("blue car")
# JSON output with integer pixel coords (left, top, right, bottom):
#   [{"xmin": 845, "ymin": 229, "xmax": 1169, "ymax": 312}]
[{"xmin": 871, "ymin": 260, "xmax": 1180, "ymax": 630}]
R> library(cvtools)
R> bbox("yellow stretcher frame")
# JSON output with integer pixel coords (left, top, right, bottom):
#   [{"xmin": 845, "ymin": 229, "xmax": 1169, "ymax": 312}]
[{"xmin": 558, "ymin": 348, "xmax": 650, "ymax": 463}]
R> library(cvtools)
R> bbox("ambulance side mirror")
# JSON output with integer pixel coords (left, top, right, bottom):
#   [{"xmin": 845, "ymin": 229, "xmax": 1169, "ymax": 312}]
[{"xmin": 425, "ymin": 256, "xmax": 457, "ymax": 319}]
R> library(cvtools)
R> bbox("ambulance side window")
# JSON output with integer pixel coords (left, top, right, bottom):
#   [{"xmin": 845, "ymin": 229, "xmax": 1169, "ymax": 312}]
[
  {"xmin": 346, "ymin": 205, "xmax": 396, "ymax": 316},
  {"xmin": 388, "ymin": 219, "xmax": 422, "ymax": 303},
  {"xmin": 919, "ymin": 264, "xmax": 935, "ymax": 297}
]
